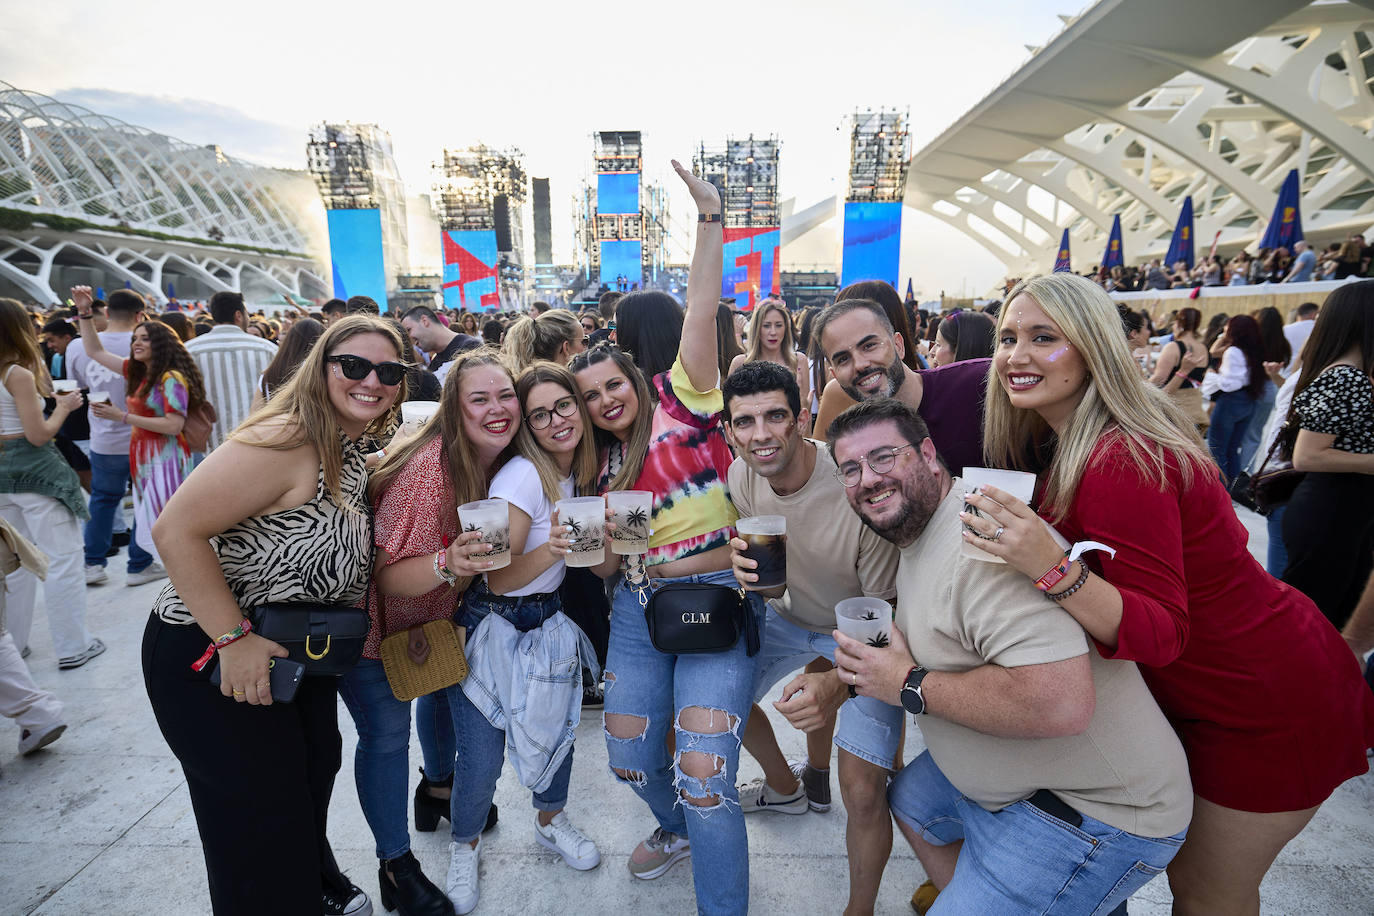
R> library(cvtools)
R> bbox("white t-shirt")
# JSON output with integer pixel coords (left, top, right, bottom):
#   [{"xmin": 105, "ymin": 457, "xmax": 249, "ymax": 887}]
[
  {"xmin": 487, "ymin": 455, "xmax": 574, "ymax": 596},
  {"xmin": 1283, "ymin": 319, "xmax": 1314, "ymax": 375},
  {"xmin": 66, "ymin": 332, "xmax": 133, "ymax": 455}
]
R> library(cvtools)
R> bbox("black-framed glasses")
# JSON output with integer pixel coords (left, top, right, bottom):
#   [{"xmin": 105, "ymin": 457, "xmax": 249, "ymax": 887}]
[
  {"xmin": 326, "ymin": 354, "xmax": 407, "ymax": 386},
  {"xmin": 834, "ymin": 444, "xmax": 913, "ymax": 488},
  {"xmin": 525, "ymin": 396, "xmax": 579, "ymax": 430}
]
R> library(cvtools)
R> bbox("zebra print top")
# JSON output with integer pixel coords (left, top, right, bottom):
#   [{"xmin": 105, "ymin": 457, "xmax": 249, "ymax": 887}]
[{"xmin": 152, "ymin": 433, "xmax": 373, "ymax": 626}]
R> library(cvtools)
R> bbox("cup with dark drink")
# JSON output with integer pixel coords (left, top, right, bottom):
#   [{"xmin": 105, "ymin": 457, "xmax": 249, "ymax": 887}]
[{"xmin": 736, "ymin": 515, "xmax": 787, "ymax": 589}]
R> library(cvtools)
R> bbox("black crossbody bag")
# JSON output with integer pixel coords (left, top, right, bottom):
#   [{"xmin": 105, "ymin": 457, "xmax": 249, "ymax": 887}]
[
  {"xmin": 249, "ymin": 601, "xmax": 370, "ymax": 676},
  {"xmin": 644, "ymin": 582, "xmax": 760, "ymax": 656}
]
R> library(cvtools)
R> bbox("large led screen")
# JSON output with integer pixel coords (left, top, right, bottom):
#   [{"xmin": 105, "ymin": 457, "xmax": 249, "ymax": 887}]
[
  {"xmin": 597, "ymin": 172, "xmax": 640, "ymax": 215},
  {"xmin": 599, "ymin": 240, "xmax": 643, "ymax": 288},
  {"xmin": 723, "ymin": 227, "xmax": 781, "ymax": 310},
  {"xmin": 441, "ymin": 229, "xmax": 501, "ymax": 311},
  {"xmin": 840, "ymin": 201, "xmax": 902, "ymax": 289},
  {"xmin": 326, "ymin": 208, "xmax": 388, "ymax": 309}
]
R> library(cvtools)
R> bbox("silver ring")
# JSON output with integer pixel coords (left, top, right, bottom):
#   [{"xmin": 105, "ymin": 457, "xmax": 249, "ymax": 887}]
[{"xmin": 993, "ymin": 526, "xmax": 1004, "ymax": 541}]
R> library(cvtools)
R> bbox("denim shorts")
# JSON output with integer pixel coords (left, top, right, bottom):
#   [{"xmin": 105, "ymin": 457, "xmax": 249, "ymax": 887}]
[
  {"xmin": 890, "ymin": 751, "xmax": 1186, "ymax": 915},
  {"xmin": 752, "ymin": 607, "xmax": 904, "ymax": 770}
]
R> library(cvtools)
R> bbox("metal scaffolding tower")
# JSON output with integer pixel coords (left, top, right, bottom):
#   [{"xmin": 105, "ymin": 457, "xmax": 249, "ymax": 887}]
[
  {"xmin": 432, "ymin": 145, "xmax": 528, "ymax": 307},
  {"xmin": 847, "ymin": 110, "xmax": 909, "ymax": 203},
  {"xmin": 693, "ymin": 135, "xmax": 780, "ymax": 228}
]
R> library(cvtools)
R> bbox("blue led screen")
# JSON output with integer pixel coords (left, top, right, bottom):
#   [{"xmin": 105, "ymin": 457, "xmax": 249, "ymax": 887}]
[
  {"xmin": 326, "ymin": 208, "xmax": 388, "ymax": 310},
  {"xmin": 597, "ymin": 172, "xmax": 640, "ymax": 215},
  {"xmin": 840, "ymin": 201, "xmax": 902, "ymax": 289},
  {"xmin": 599, "ymin": 240, "xmax": 643, "ymax": 288}
]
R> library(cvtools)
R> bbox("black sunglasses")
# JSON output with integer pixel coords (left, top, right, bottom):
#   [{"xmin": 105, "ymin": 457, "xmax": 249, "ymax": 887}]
[{"xmin": 326, "ymin": 354, "xmax": 407, "ymax": 386}]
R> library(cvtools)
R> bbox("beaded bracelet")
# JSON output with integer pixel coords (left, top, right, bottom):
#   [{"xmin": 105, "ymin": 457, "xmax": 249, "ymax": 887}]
[
  {"xmin": 1045, "ymin": 562, "xmax": 1090, "ymax": 602},
  {"xmin": 190, "ymin": 618, "xmax": 254, "ymax": 671}
]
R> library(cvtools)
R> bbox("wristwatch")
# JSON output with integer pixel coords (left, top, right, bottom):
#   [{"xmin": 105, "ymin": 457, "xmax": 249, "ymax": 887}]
[{"xmin": 899, "ymin": 665, "xmax": 930, "ymax": 716}]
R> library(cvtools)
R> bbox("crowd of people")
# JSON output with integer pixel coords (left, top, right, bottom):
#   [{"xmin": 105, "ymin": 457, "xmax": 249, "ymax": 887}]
[
  {"xmin": 1083, "ymin": 233, "xmax": 1372, "ymax": 292},
  {"xmin": 2, "ymin": 165, "xmax": 1373, "ymax": 916}
]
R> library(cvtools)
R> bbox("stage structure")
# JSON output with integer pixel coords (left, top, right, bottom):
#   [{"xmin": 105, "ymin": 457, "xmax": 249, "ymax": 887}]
[
  {"xmin": 694, "ymin": 135, "xmax": 780, "ymax": 309},
  {"xmin": 841, "ymin": 109, "xmax": 909, "ymax": 289},
  {"xmin": 531, "ymin": 177, "xmax": 561, "ymax": 300},
  {"xmin": 575, "ymin": 131, "xmax": 668, "ymax": 291},
  {"xmin": 433, "ymin": 145, "xmax": 527, "ymax": 311},
  {"xmin": 306, "ymin": 123, "xmax": 408, "ymax": 310}
]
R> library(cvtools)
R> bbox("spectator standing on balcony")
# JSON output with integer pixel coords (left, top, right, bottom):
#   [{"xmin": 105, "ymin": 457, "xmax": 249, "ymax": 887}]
[
  {"xmin": 1142, "ymin": 258, "xmax": 1170, "ymax": 291},
  {"xmin": 1201, "ymin": 256, "xmax": 1224, "ymax": 287},
  {"xmin": 1284, "ymin": 241, "xmax": 1317, "ymax": 283},
  {"xmin": 185, "ymin": 292, "xmax": 277, "ymax": 451},
  {"xmin": 67, "ymin": 291, "xmax": 159, "ymax": 586}
]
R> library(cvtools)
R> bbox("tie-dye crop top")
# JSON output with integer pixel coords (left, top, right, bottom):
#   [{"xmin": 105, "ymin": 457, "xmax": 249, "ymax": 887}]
[{"xmin": 597, "ymin": 356, "xmax": 738, "ymax": 567}]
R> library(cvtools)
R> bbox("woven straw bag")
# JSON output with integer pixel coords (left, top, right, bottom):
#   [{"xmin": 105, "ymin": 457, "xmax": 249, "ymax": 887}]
[{"xmin": 378, "ymin": 592, "xmax": 469, "ymax": 702}]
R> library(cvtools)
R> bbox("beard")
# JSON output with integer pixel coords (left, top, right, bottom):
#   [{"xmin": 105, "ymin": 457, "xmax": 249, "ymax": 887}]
[
  {"xmin": 850, "ymin": 470, "xmax": 943, "ymax": 549},
  {"xmin": 839, "ymin": 353, "xmax": 906, "ymax": 402}
]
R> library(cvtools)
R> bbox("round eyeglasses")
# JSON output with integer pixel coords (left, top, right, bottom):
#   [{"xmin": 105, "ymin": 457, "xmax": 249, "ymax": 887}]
[
  {"xmin": 525, "ymin": 396, "xmax": 579, "ymax": 430},
  {"xmin": 834, "ymin": 444, "xmax": 913, "ymax": 488}
]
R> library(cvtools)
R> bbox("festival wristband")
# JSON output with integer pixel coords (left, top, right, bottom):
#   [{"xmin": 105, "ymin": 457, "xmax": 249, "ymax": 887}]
[
  {"xmin": 190, "ymin": 618, "xmax": 254, "ymax": 671},
  {"xmin": 1034, "ymin": 553, "xmax": 1073, "ymax": 592}
]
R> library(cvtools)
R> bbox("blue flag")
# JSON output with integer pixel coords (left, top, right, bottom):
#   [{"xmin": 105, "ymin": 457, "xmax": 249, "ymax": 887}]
[
  {"xmin": 905, "ymin": 278, "xmax": 915, "ymax": 302},
  {"xmin": 1259, "ymin": 169, "xmax": 1304, "ymax": 251},
  {"xmin": 1164, "ymin": 196, "xmax": 1194, "ymax": 269},
  {"xmin": 1053, "ymin": 229, "xmax": 1072, "ymax": 272},
  {"xmin": 1101, "ymin": 214, "xmax": 1124, "ymax": 270}
]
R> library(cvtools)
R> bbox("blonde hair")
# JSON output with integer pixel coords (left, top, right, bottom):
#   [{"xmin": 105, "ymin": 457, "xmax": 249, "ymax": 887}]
[
  {"xmin": 513, "ymin": 362, "xmax": 600, "ymax": 504},
  {"xmin": 369, "ymin": 347, "xmax": 515, "ymax": 520},
  {"xmin": 743, "ymin": 299, "xmax": 798, "ymax": 371},
  {"xmin": 233, "ymin": 315, "xmax": 408, "ymax": 508},
  {"xmin": 983, "ymin": 274, "xmax": 1211, "ymax": 522},
  {"xmin": 503, "ymin": 310, "xmax": 584, "ymax": 371}
]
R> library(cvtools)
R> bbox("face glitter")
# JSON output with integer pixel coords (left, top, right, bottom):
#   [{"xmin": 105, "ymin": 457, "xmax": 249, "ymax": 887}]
[{"xmin": 1046, "ymin": 346, "xmax": 1071, "ymax": 363}]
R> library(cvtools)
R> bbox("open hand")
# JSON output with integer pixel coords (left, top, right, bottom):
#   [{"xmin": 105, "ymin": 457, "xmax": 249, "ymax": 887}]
[
  {"xmin": 70, "ymin": 286, "xmax": 93, "ymax": 312},
  {"xmin": 671, "ymin": 159, "xmax": 721, "ymax": 214}
]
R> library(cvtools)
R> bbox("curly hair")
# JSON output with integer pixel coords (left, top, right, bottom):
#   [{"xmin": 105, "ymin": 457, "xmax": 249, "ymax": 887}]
[{"xmin": 127, "ymin": 320, "xmax": 206, "ymax": 408}]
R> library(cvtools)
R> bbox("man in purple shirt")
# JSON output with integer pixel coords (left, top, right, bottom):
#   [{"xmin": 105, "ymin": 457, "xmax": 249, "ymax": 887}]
[{"xmin": 813, "ymin": 299, "xmax": 989, "ymax": 475}]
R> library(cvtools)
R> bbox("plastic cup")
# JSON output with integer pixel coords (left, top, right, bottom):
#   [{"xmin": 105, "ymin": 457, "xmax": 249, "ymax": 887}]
[
  {"xmin": 87, "ymin": 391, "xmax": 111, "ymax": 404},
  {"xmin": 399, "ymin": 400, "xmax": 440, "ymax": 437},
  {"xmin": 607, "ymin": 490, "xmax": 653, "ymax": 555},
  {"xmin": 736, "ymin": 515, "xmax": 787, "ymax": 589},
  {"xmin": 959, "ymin": 467, "xmax": 1038, "ymax": 563},
  {"xmin": 52, "ymin": 379, "xmax": 78, "ymax": 393},
  {"xmin": 457, "ymin": 498, "xmax": 512, "ymax": 570},
  {"xmin": 556, "ymin": 496, "xmax": 606, "ymax": 568},
  {"xmin": 834, "ymin": 597, "xmax": 893, "ymax": 648}
]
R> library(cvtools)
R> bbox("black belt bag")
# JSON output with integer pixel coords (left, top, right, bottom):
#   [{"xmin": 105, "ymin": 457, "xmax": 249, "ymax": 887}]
[
  {"xmin": 643, "ymin": 582, "xmax": 759, "ymax": 656},
  {"xmin": 251, "ymin": 602, "xmax": 370, "ymax": 676}
]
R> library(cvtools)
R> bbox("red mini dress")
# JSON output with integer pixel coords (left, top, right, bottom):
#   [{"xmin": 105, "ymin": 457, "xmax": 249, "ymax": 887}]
[{"xmin": 1050, "ymin": 434, "xmax": 1374, "ymax": 813}]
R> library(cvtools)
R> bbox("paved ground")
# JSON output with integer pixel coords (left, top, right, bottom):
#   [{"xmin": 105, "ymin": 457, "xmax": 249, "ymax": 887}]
[{"xmin": 2, "ymin": 506, "xmax": 1371, "ymax": 915}]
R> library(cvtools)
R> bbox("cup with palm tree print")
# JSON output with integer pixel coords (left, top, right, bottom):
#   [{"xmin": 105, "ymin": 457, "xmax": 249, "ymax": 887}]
[
  {"xmin": 556, "ymin": 496, "xmax": 606, "ymax": 568},
  {"xmin": 458, "ymin": 498, "xmax": 512, "ymax": 570},
  {"xmin": 835, "ymin": 597, "xmax": 892, "ymax": 648},
  {"xmin": 607, "ymin": 490, "xmax": 653, "ymax": 555}
]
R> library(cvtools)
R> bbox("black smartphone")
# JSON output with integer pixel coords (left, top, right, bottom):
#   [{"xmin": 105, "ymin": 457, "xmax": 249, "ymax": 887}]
[{"xmin": 209, "ymin": 658, "xmax": 305, "ymax": 703}]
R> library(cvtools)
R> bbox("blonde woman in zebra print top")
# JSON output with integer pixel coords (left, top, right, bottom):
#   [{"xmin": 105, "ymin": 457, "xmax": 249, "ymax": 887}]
[{"xmin": 142, "ymin": 315, "xmax": 408, "ymax": 916}]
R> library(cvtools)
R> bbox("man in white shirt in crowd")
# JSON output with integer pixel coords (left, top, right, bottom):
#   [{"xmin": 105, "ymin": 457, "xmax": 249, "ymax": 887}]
[
  {"xmin": 829, "ymin": 399, "xmax": 1192, "ymax": 914},
  {"xmin": 400, "ymin": 306, "xmax": 481, "ymax": 383},
  {"xmin": 1283, "ymin": 301, "xmax": 1318, "ymax": 375},
  {"xmin": 67, "ymin": 290, "xmax": 165, "ymax": 587},
  {"xmin": 722, "ymin": 361, "xmax": 904, "ymax": 916},
  {"xmin": 185, "ymin": 291, "xmax": 277, "ymax": 451}
]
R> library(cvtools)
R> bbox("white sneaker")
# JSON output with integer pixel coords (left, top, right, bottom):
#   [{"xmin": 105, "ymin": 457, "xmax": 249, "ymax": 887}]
[
  {"xmin": 84, "ymin": 564, "xmax": 108, "ymax": 586},
  {"xmin": 18, "ymin": 722, "xmax": 66, "ymax": 755},
  {"xmin": 126, "ymin": 562, "xmax": 168, "ymax": 586},
  {"xmin": 446, "ymin": 837, "xmax": 481, "ymax": 915},
  {"xmin": 737, "ymin": 776, "xmax": 809, "ymax": 815},
  {"xmin": 534, "ymin": 811, "xmax": 601, "ymax": 870},
  {"xmin": 58, "ymin": 638, "xmax": 106, "ymax": 670}
]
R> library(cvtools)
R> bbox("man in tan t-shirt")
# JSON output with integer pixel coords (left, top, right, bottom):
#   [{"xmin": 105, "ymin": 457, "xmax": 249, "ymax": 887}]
[
  {"xmin": 721, "ymin": 361, "xmax": 902, "ymax": 915},
  {"xmin": 828, "ymin": 399, "xmax": 1192, "ymax": 913}
]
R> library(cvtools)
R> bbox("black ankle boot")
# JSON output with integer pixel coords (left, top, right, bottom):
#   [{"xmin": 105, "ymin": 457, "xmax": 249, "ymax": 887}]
[
  {"xmin": 413, "ymin": 768, "xmax": 452, "ymax": 833},
  {"xmin": 413, "ymin": 768, "xmax": 499, "ymax": 834},
  {"xmin": 378, "ymin": 851, "xmax": 453, "ymax": 916}
]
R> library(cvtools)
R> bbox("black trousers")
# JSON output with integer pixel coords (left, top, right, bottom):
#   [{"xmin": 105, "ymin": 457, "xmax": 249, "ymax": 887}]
[
  {"xmin": 1282, "ymin": 471, "xmax": 1374, "ymax": 630},
  {"xmin": 142, "ymin": 613, "xmax": 350, "ymax": 915},
  {"xmin": 560, "ymin": 566, "xmax": 610, "ymax": 667}
]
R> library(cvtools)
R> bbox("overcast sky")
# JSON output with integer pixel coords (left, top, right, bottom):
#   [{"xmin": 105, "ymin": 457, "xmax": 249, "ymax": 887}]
[{"xmin": 4, "ymin": 0, "xmax": 1077, "ymax": 297}]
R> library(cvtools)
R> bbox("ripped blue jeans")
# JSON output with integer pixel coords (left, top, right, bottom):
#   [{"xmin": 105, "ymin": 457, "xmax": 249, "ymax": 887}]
[{"xmin": 603, "ymin": 568, "xmax": 763, "ymax": 916}]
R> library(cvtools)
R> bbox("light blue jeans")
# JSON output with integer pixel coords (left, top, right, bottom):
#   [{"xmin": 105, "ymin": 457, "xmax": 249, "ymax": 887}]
[
  {"xmin": 1238, "ymin": 379, "xmax": 1277, "ymax": 472},
  {"xmin": 752, "ymin": 607, "xmax": 903, "ymax": 769},
  {"xmin": 603, "ymin": 568, "xmax": 764, "ymax": 916},
  {"xmin": 891, "ymin": 751, "xmax": 1186, "ymax": 915}
]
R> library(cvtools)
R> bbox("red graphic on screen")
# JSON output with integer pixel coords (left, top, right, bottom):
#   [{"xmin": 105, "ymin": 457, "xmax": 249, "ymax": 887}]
[
  {"xmin": 723, "ymin": 227, "xmax": 781, "ymax": 310},
  {"xmin": 442, "ymin": 233, "xmax": 500, "ymax": 309}
]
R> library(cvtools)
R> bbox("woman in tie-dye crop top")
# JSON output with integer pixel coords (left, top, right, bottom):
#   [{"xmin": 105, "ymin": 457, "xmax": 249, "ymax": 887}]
[{"xmin": 567, "ymin": 159, "xmax": 765, "ymax": 915}]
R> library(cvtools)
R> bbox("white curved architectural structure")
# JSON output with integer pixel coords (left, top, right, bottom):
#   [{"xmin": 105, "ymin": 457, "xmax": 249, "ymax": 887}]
[
  {"xmin": 907, "ymin": 0, "xmax": 1374, "ymax": 277},
  {"xmin": 0, "ymin": 82, "xmax": 325, "ymax": 304}
]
